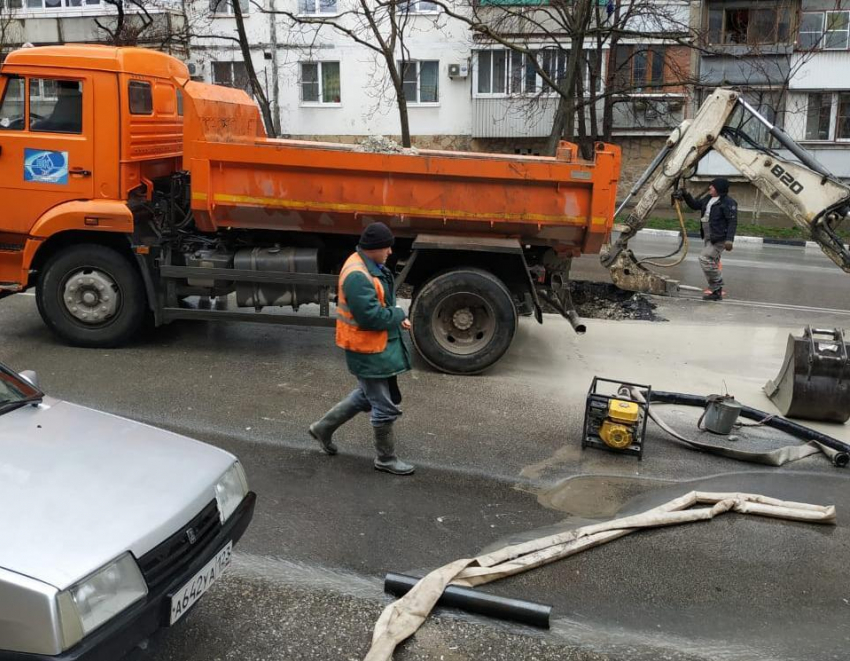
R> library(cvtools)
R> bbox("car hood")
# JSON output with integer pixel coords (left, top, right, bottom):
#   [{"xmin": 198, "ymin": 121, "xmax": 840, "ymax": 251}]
[{"xmin": 0, "ymin": 398, "xmax": 236, "ymax": 590}]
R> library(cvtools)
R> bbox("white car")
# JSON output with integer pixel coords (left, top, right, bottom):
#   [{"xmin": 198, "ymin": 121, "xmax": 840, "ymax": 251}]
[{"xmin": 0, "ymin": 362, "xmax": 256, "ymax": 660}]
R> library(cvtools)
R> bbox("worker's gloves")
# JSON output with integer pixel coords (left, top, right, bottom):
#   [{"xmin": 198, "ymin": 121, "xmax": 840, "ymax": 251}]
[
  {"xmin": 724, "ymin": 241, "xmax": 734, "ymax": 252},
  {"xmin": 671, "ymin": 189, "xmax": 685, "ymax": 201}
]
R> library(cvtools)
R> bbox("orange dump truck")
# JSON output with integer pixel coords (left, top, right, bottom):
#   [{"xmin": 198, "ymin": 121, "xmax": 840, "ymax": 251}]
[{"xmin": 0, "ymin": 45, "xmax": 621, "ymax": 374}]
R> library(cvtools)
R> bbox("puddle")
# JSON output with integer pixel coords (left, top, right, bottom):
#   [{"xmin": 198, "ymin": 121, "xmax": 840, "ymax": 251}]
[{"xmin": 536, "ymin": 474, "xmax": 670, "ymax": 517}]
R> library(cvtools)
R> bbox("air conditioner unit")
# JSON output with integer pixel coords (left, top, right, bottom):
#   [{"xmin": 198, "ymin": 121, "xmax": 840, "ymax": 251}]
[
  {"xmin": 448, "ymin": 62, "xmax": 469, "ymax": 78},
  {"xmin": 186, "ymin": 60, "xmax": 205, "ymax": 78}
]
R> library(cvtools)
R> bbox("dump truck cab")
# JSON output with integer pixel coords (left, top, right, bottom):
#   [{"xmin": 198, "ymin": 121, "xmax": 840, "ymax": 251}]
[{"xmin": 0, "ymin": 45, "xmax": 185, "ymax": 291}]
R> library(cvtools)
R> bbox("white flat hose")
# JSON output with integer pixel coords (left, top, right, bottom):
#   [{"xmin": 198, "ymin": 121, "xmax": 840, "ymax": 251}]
[{"xmin": 364, "ymin": 492, "xmax": 835, "ymax": 660}]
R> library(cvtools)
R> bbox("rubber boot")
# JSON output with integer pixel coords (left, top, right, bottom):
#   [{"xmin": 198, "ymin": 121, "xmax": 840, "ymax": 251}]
[
  {"xmin": 373, "ymin": 423, "xmax": 415, "ymax": 475},
  {"xmin": 309, "ymin": 399, "xmax": 361, "ymax": 455},
  {"xmin": 702, "ymin": 289, "xmax": 723, "ymax": 301}
]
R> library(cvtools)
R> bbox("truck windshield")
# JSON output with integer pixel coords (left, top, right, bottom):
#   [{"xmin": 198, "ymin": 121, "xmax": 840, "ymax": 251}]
[{"xmin": 0, "ymin": 365, "xmax": 43, "ymax": 415}]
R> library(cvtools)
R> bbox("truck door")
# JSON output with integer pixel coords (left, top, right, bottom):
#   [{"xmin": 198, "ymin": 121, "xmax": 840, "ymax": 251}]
[{"xmin": 0, "ymin": 74, "xmax": 95, "ymax": 235}]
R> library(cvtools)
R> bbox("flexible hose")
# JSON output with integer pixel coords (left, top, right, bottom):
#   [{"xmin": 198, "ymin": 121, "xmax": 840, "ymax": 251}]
[
  {"xmin": 638, "ymin": 199, "xmax": 690, "ymax": 268},
  {"xmin": 647, "ymin": 390, "xmax": 850, "ymax": 468}
]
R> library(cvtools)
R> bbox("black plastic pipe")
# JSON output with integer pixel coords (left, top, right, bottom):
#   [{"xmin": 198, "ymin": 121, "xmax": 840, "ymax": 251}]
[
  {"xmin": 384, "ymin": 573, "xmax": 552, "ymax": 629},
  {"xmin": 649, "ymin": 390, "xmax": 850, "ymax": 467}
]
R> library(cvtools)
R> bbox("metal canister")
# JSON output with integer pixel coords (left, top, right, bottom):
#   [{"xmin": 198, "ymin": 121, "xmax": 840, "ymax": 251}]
[{"xmin": 703, "ymin": 396, "xmax": 742, "ymax": 435}]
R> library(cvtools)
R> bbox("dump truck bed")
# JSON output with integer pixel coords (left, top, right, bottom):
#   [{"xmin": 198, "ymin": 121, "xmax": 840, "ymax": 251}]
[{"xmin": 183, "ymin": 81, "xmax": 621, "ymax": 255}]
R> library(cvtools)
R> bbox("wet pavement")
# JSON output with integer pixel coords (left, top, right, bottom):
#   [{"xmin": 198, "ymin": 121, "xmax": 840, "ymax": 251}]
[
  {"xmin": 573, "ymin": 234, "xmax": 850, "ymax": 311},
  {"xmin": 1, "ymin": 247, "xmax": 849, "ymax": 661}
]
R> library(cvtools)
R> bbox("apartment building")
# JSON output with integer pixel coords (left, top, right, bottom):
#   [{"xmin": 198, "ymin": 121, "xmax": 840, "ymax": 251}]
[
  {"xmin": 0, "ymin": 0, "xmax": 696, "ymax": 167},
  {"xmin": 691, "ymin": 0, "xmax": 850, "ymax": 218}
]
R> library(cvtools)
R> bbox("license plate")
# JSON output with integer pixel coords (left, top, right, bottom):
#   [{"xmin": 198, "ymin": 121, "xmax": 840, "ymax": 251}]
[{"xmin": 169, "ymin": 541, "xmax": 232, "ymax": 625}]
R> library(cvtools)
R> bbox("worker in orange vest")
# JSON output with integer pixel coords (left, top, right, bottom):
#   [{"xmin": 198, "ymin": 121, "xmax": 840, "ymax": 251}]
[{"xmin": 309, "ymin": 222, "xmax": 415, "ymax": 475}]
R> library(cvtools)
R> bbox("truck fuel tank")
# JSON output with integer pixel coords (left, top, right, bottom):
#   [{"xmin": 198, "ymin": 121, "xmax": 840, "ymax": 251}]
[{"xmin": 234, "ymin": 246, "xmax": 320, "ymax": 309}]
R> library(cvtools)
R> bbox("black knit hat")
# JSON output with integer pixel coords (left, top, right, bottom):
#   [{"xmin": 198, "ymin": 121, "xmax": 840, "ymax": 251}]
[
  {"xmin": 711, "ymin": 178, "xmax": 730, "ymax": 196},
  {"xmin": 359, "ymin": 222, "xmax": 395, "ymax": 250}
]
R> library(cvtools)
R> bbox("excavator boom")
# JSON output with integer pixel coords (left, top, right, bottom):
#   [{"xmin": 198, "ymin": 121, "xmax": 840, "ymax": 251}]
[{"xmin": 601, "ymin": 88, "xmax": 850, "ymax": 295}]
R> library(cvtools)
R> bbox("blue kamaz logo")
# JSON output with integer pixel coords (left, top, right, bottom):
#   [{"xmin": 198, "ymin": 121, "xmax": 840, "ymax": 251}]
[{"xmin": 24, "ymin": 149, "xmax": 69, "ymax": 185}]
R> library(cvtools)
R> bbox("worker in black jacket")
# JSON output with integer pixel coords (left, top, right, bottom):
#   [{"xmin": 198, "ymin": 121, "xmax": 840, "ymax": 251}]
[{"xmin": 673, "ymin": 177, "xmax": 737, "ymax": 301}]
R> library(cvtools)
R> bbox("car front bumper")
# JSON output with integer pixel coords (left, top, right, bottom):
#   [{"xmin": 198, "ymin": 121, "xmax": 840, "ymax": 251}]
[{"xmin": 3, "ymin": 491, "xmax": 256, "ymax": 661}]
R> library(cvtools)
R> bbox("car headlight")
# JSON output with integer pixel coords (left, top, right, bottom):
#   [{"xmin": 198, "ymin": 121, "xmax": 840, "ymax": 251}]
[
  {"xmin": 59, "ymin": 553, "xmax": 147, "ymax": 642},
  {"xmin": 215, "ymin": 461, "xmax": 248, "ymax": 524}
]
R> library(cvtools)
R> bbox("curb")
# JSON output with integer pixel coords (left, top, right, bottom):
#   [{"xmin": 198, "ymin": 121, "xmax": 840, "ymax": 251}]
[{"xmin": 639, "ymin": 228, "xmax": 830, "ymax": 249}]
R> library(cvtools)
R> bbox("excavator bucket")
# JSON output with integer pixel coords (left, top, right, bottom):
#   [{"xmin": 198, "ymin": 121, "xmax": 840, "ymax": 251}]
[{"xmin": 765, "ymin": 327, "xmax": 850, "ymax": 423}]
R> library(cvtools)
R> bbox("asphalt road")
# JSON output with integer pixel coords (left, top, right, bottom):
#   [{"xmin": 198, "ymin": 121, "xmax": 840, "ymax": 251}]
[
  {"xmin": 573, "ymin": 235, "xmax": 850, "ymax": 311},
  {"xmin": 1, "ymin": 242, "xmax": 849, "ymax": 661}
]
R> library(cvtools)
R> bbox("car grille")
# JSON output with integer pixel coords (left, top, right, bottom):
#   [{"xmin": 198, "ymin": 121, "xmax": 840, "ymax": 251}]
[{"xmin": 138, "ymin": 499, "xmax": 222, "ymax": 592}]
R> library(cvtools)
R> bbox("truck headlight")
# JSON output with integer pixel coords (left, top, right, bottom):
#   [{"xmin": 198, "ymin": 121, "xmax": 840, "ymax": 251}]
[
  {"xmin": 215, "ymin": 461, "xmax": 248, "ymax": 524},
  {"xmin": 63, "ymin": 553, "xmax": 147, "ymax": 638}
]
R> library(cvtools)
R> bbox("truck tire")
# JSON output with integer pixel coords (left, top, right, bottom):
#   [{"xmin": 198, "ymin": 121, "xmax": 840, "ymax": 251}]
[
  {"xmin": 37, "ymin": 244, "xmax": 146, "ymax": 347},
  {"xmin": 410, "ymin": 268, "xmax": 517, "ymax": 375}
]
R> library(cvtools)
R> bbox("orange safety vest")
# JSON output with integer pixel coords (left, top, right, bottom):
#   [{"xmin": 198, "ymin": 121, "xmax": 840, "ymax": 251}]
[{"xmin": 335, "ymin": 252, "xmax": 388, "ymax": 354}]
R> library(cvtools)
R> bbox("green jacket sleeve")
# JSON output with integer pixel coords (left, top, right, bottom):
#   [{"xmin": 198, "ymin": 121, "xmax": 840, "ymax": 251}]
[{"xmin": 343, "ymin": 271, "xmax": 405, "ymax": 331}]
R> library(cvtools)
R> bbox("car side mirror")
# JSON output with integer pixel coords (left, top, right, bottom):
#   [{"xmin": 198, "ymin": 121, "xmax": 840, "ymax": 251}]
[{"xmin": 19, "ymin": 370, "xmax": 39, "ymax": 388}]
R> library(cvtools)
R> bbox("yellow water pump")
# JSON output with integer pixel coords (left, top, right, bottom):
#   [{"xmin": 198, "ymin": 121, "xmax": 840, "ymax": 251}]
[{"xmin": 582, "ymin": 377, "xmax": 650, "ymax": 460}]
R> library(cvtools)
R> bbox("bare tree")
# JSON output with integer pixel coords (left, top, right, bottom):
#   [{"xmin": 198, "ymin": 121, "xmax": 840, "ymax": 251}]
[
  {"xmin": 0, "ymin": 1, "xmax": 21, "ymax": 59},
  {"xmin": 94, "ymin": 0, "xmax": 191, "ymax": 53},
  {"xmin": 231, "ymin": 0, "xmax": 277, "ymax": 135},
  {"xmin": 175, "ymin": 0, "xmax": 278, "ymax": 136},
  {"xmin": 434, "ymin": 0, "xmax": 698, "ymax": 156},
  {"xmin": 266, "ymin": 0, "xmax": 435, "ymax": 147}
]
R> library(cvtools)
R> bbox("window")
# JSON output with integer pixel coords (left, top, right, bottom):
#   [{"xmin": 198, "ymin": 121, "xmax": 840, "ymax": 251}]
[
  {"xmin": 540, "ymin": 49, "xmax": 568, "ymax": 90},
  {"xmin": 799, "ymin": 12, "xmax": 825, "ymax": 50},
  {"xmin": 25, "ymin": 0, "xmax": 100, "ymax": 7},
  {"xmin": 838, "ymin": 93, "xmax": 850, "ymax": 140},
  {"xmin": 300, "ymin": 62, "xmax": 341, "ymax": 104},
  {"xmin": 613, "ymin": 46, "xmax": 666, "ymax": 92},
  {"xmin": 213, "ymin": 61, "xmax": 252, "ymax": 96},
  {"xmin": 298, "ymin": 0, "xmax": 337, "ymax": 14},
  {"xmin": 176, "ymin": 88, "xmax": 184, "ymax": 116},
  {"xmin": 478, "ymin": 49, "xmax": 533, "ymax": 95},
  {"xmin": 707, "ymin": 5, "xmax": 792, "ymax": 46},
  {"xmin": 399, "ymin": 61, "xmax": 439, "ymax": 103},
  {"xmin": 0, "ymin": 78, "xmax": 25, "ymax": 131},
  {"xmin": 209, "ymin": 0, "xmax": 249, "ymax": 15},
  {"xmin": 797, "ymin": 11, "xmax": 850, "ymax": 50},
  {"xmin": 800, "ymin": 92, "xmax": 850, "ymax": 141},
  {"xmin": 3, "ymin": 0, "xmax": 23, "ymax": 9},
  {"xmin": 825, "ymin": 11, "xmax": 850, "ymax": 49},
  {"xmin": 30, "ymin": 79, "xmax": 82, "ymax": 134},
  {"xmin": 402, "ymin": 0, "xmax": 438, "ymax": 13},
  {"xmin": 805, "ymin": 93, "xmax": 831, "ymax": 140},
  {"xmin": 128, "ymin": 81, "xmax": 153, "ymax": 115},
  {"xmin": 476, "ymin": 48, "xmax": 602, "ymax": 97}
]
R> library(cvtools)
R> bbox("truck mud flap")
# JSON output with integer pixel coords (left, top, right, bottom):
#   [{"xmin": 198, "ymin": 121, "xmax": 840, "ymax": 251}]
[{"xmin": 765, "ymin": 326, "xmax": 850, "ymax": 423}]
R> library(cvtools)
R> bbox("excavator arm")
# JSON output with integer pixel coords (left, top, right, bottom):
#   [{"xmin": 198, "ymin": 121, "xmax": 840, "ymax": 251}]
[{"xmin": 601, "ymin": 88, "xmax": 850, "ymax": 295}]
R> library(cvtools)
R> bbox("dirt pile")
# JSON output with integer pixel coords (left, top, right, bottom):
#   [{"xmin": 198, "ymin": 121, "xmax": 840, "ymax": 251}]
[
  {"xmin": 568, "ymin": 280, "xmax": 665, "ymax": 322},
  {"xmin": 356, "ymin": 136, "xmax": 419, "ymax": 155}
]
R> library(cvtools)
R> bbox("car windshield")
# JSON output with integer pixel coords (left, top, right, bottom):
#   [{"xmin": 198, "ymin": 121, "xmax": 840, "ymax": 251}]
[{"xmin": 0, "ymin": 364, "xmax": 43, "ymax": 414}]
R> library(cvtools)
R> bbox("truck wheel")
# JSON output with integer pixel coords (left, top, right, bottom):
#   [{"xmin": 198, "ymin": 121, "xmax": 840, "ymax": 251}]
[
  {"xmin": 37, "ymin": 244, "xmax": 146, "ymax": 347},
  {"xmin": 410, "ymin": 268, "xmax": 517, "ymax": 375}
]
